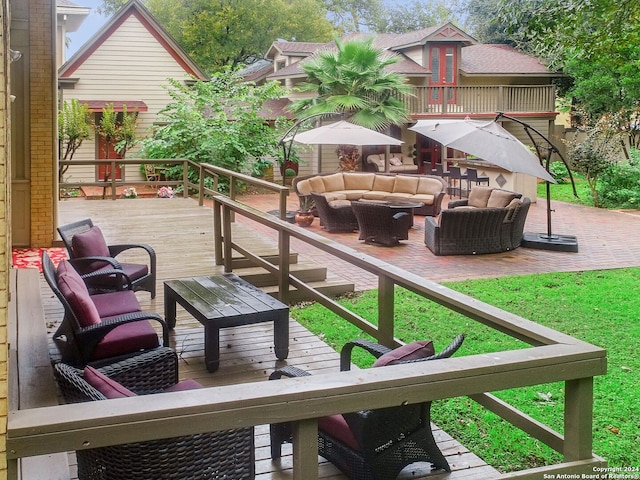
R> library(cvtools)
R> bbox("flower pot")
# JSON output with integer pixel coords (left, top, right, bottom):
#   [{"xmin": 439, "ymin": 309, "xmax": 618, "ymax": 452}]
[{"xmin": 295, "ymin": 211, "xmax": 314, "ymax": 227}]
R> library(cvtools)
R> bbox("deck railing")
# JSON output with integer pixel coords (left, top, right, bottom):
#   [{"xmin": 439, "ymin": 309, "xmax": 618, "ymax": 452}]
[
  {"xmin": 403, "ymin": 85, "xmax": 556, "ymax": 115},
  {"xmin": 11, "ymin": 165, "xmax": 606, "ymax": 479}
]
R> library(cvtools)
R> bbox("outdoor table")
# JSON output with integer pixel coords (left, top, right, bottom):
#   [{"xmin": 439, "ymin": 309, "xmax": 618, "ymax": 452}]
[{"xmin": 164, "ymin": 273, "xmax": 289, "ymax": 372}]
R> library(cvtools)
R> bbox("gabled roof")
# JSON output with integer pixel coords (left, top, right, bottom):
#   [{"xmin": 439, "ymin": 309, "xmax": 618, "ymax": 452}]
[
  {"xmin": 461, "ymin": 44, "xmax": 551, "ymax": 75},
  {"xmin": 345, "ymin": 23, "xmax": 476, "ymax": 51},
  {"xmin": 59, "ymin": 0, "xmax": 208, "ymax": 80},
  {"xmin": 266, "ymin": 41, "xmax": 327, "ymax": 60}
]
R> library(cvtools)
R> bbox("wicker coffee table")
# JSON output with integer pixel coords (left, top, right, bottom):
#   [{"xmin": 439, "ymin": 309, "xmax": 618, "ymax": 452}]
[{"xmin": 164, "ymin": 273, "xmax": 289, "ymax": 372}]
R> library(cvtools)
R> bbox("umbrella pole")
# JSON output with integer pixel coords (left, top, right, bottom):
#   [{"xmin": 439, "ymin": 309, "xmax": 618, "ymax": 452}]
[{"xmin": 496, "ymin": 112, "xmax": 579, "ymax": 252}]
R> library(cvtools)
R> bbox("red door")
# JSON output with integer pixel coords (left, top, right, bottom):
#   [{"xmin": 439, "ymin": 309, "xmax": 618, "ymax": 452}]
[
  {"xmin": 428, "ymin": 44, "xmax": 457, "ymax": 105},
  {"xmin": 97, "ymin": 134, "xmax": 123, "ymax": 181},
  {"xmin": 417, "ymin": 136, "xmax": 441, "ymax": 173}
]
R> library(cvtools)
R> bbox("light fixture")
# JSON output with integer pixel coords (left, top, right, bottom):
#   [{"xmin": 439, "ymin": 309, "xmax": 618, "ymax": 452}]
[{"xmin": 9, "ymin": 49, "xmax": 22, "ymax": 63}]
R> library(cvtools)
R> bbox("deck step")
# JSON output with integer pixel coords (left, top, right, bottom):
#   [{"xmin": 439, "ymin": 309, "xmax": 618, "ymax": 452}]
[
  {"xmin": 259, "ymin": 274, "xmax": 355, "ymax": 302},
  {"xmin": 230, "ymin": 252, "xmax": 298, "ymax": 269},
  {"xmin": 234, "ymin": 262, "xmax": 328, "ymax": 287}
]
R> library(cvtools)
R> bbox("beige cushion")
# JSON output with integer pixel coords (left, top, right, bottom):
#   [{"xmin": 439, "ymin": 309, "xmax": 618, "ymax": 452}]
[
  {"xmin": 504, "ymin": 198, "xmax": 522, "ymax": 221},
  {"xmin": 308, "ymin": 176, "xmax": 326, "ymax": 194},
  {"xmin": 361, "ymin": 191, "xmax": 391, "ymax": 200},
  {"xmin": 343, "ymin": 173, "xmax": 375, "ymax": 190},
  {"xmin": 487, "ymin": 189, "xmax": 517, "ymax": 208},
  {"xmin": 328, "ymin": 199, "xmax": 351, "ymax": 208},
  {"xmin": 389, "ymin": 156, "xmax": 403, "ymax": 166},
  {"xmin": 337, "ymin": 190, "xmax": 369, "ymax": 200},
  {"xmin": 468, "ymin": 186, "xmax": 494, "ymax": 208},
  {"xmin": 372, "ymin": 175, "xmax": 396, "ymax": 191},
  {"xmin": 296, "ymin": 179, "xmax": 312, "ymax": 195},
  {"xmin": 393, "ymin": 175, "xmax": 420, "ymax": 194},
  {"xmin": 323, "ymin": 192, "xmax": 347, "ymax": 202},
  {"xmin": 322, "ymin": 173, "xmax": 345, "ymax": 192},
  {"xmin": 410, "ymin": 193, "xmax": 434, "ymax": 205},
  {"xmin": 416, "ymin": 177, "xmax": 443, "ymax": 195}
]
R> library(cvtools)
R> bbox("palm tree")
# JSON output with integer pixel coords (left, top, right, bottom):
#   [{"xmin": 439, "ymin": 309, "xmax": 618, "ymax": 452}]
[{"xmin": 290, "ymin": 36, "xmax": 412, "ymax": 170}]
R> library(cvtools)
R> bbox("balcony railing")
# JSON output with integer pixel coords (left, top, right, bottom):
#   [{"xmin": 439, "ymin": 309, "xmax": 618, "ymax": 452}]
[
  {"xmin": 403, "ymin": 85, "xmax": 556, "ymax": 115},
  {"xmin": 11, "ymin": 164, "xmax": 605, "ymax": 480}
]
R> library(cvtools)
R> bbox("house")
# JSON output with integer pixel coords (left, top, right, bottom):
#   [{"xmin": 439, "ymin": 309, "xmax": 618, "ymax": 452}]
[
  {"xmin": 58, "ymin": 0, "xmax": 209, "ymax": 186},
  {"xmin": 257, "ymin": 23, "xmax": 561, "ymax": 190}
]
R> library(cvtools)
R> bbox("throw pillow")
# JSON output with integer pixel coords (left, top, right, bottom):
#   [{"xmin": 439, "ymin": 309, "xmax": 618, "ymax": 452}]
[
  {"xmin": 84, "ymin": 366, "xmax": 136, "ymax": 398},
  {"xmin": 372, "ymin": 340, "xmax": 435, "ymax": 367},
  {"xmin": 487, "ymin": 189, "xmax": 517, "ymax": 208},
  {"xmin": 504, "ymin": 198, "xmax": 522, "ymax": 221},
  {"xmin": 56, "ymin": 260, "xmax": 102, "ymax": 327},
  {"xmin": 71, "ymin": 226, "xmax": 111, "ymax": 270},
  {"xmin": 389, "ymin": 156, "xmax": 403, "ymax": 166},
  {"xmin": 467, "ymin": 186, "xmax": 493, "ymax": 208}
]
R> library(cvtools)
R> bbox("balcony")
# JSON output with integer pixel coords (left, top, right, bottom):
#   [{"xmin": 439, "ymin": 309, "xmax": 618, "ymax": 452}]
[{"xmin": 9, "ymin": 165, "xmax": 605, "ymax": 479}]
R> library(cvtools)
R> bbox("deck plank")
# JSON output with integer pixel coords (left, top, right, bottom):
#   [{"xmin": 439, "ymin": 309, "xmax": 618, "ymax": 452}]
[{"xmin": 46, "ymin": 197, "xmax": 500, "ymax": 479}]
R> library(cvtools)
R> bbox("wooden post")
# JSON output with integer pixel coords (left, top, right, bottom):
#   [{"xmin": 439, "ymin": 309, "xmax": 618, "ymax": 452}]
[
  {"xmin": 279, "ymin": 230, "xmax": 290, "ymax": 304},
  {"xmin": 564, "ymin": 377, "xmax": 593, "ymax": 461},
  {"xmin": 292, "ymin": 419, "xmax": 319, "ymax": 480},
  {"xmin": 213, "ymin": 199, "xmax": 223, "ymax": 266},
  {"xmin": 222, "ymin": 205, "xmax": 233, "ymax": 273},
  {"xmin": 377, "ymin": 275, "xmax": 394, "ymax": 347}
]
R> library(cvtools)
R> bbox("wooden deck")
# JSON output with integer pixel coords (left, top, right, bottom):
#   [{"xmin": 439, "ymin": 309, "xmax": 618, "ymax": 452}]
[{"xmin": 45, "ymin": 197, "xmax": 500, "ymax": 479}]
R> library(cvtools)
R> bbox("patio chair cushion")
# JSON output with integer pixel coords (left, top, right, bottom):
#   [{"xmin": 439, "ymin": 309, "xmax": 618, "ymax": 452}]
[
  {"xmin": 91, "ymin": 320, "xmax": 160, "ymax": 360},
  {"xmin": 91, "ymin": 290, "xmax": 141, "ymax": 318},
  {"xmin": 56, "ymin": 260, "xmax": 101, "ymax": 327},
  {"xmin": 467, "ymin": 186, "xmax": 494, "ymax": 208},
  {"xmin": 487, "ymin": 189, "xmax": 517, "ymax": 208},
  {"xmin": 372, "ymin": 174, "xmax": 396, "ymax": 192},
  {"xmin": 84, "ymin": 366, "xmax": 136, "ymax": 398},
  {"xmin": 392, "ymin": 175, "xmax": 419, "ymax": 195},
  {"xmin": 372, "ymin": 340, "xmax": 435, "ymax": 367},
  {"xmin": 323, "ymin": 173, "xmax": 346, "ymax": 191},
  {"xmin": 318, "ymin": 414, "xmax": 360, "ymax": 450},
  {"xmin": 504, "ymin": 198, "xmax": 522, "ymax": 220},
  {"xmin": 71, "ymin": 226, "xmax": 111, "ymax": 270}
]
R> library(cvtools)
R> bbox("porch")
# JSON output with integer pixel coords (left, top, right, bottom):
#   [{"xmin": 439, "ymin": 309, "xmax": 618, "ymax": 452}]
[{"xmin": 8, "ymin": 176, "xmax": 606, "ymax": 479}]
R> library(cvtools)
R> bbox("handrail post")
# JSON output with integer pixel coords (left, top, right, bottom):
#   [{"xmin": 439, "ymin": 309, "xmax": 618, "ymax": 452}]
[
  {"xmin": 182, "ymin": 160, "xmax": 189, "ymax": 198},
  {"xmin": 292, "ymin": 419, "xmax": 319, "ymax": 480},
  {"xmin": 279, "ymin": 189, "xmax": 289, "ymax": 220},
  {"xmin": 222, "ymin": 204, "xmax": 233, "ymax": 273},
  {"xmin": 278, "ymin": 230, "xmax": 290, "ymax": 304},
  {"xmin": 111, "ymin": 161, "xmax": 117, "ymax": 200},
  {"xmin": 213, "ymin": 197, "xmax": 223, "ymax": 265},
  {"xmin": 377, "ymin": 275, "xmax": 395, "ymax": 347},
  {"xmin": 229, "ymin": 172, "xmax": 236, "ymax": 222},
  {"xmin": 564, "ymin": 377, "xmax": 594, "ymax": 462},
  {"xmin": 198, "ymin": 164, "xmax": 205, "ymax": 206}
]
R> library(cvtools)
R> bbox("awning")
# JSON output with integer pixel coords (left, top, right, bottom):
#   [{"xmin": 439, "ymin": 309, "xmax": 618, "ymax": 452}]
[{"xmin": 80, "ymin": 100, "xmax": 148, "ymax": 112}]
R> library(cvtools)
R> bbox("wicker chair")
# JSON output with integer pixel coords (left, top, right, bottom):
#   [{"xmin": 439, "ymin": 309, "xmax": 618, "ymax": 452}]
[
  {"xmin": 42, "ymin": 252, "xmax": 169, "ymax": 367},
  {"xmin": 54, "ymin": 348, "xmax": 255, "ymax": 480},
  {"xmin": 57, "ymin": 218, "xmax": 157, "ymax": 298},
  {"xmin": 350, "ymin": 201, "xmax": 412, "ymax": 246},
  {"xmin": 424, "ymin": 207, "xmax": 509, "ymax": 255},
  {"xmin": 269, "ymin": 335, "xmax": 465, "ymax": 480},
  {"xmin": 311, "ymin": 192, "xmax": 359, "ymax": 232}
]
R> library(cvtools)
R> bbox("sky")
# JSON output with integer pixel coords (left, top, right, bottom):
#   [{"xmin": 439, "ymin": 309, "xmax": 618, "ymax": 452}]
[{"xmin": 66, "ymin": 0, "xmax": 109, "ymax": 58}]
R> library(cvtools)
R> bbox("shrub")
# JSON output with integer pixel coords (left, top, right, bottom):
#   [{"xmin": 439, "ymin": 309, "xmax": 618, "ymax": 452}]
[
  {"xmin": 548, "ymin": 161, "xmax": 570, "ymax": 184},
  {"xmin": 597, "ymin": 149, "xmax": 640, "ymax": 208}
]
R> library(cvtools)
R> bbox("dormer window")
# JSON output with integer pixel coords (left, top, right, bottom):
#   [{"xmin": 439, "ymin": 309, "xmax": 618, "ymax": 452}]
[{"xmin": 276, "ymin": 60, "xmax": 286, "ymax": 71}]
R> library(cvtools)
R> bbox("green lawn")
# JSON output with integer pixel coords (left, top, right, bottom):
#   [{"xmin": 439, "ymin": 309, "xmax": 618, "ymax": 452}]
[
  {"xmin": 539, "ymin": 176, "xmax": 594, "ymax": 205},
  {"xmin": 290, "ymin": 268, "xmax": 640, "ymax": 472}
]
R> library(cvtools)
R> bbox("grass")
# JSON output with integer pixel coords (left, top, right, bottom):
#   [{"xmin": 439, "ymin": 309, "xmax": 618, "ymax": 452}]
[
  {"xmin": 290, "ymin": 268, "xmax": 640, "ymax": 473},
  {"xmin": 538, "ymin": 175, "xmax": 594, "ymax": 205}
]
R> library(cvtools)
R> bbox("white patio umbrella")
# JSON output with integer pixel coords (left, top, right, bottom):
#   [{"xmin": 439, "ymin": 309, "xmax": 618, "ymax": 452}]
[
  {"xmin": 292, "ymin": 120, "xmax": 403, "ymax": 146},
  {"xmin": 409, "ymin": 118, "xmax": 555, "ymax": 183}
]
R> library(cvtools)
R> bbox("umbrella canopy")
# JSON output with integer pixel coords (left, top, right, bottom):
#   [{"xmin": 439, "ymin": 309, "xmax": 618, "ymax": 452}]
[
  {"xmin": 292, "ymin": 120, "xmax": 403, "ymax": 146},
  {"xmin": 409, "ymin": 119, "xmax": 555, "ymax": 183}
]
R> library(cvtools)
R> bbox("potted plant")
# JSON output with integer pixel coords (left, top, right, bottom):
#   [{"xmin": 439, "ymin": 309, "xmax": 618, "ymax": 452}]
[
  {"xmin": 295, "ymin": 196, "xmax": 315, "ymax": 227},
  {"xmin": 283, "ymin": 167, "xmax": 297, "ymax": 186}
]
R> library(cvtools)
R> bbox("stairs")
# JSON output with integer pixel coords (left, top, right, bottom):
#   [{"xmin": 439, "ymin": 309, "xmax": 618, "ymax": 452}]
[{"xmin": 222, "ymin": 224, "xmax": 355, "ymax": 303}]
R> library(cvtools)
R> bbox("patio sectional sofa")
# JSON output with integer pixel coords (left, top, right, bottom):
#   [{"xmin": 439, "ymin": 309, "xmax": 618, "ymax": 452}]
[
  {"xmin": 292, "ymin": 172, "xmax": 447, "ymax": 217},
  {"xmin": 425, "ymin": 186, "xmax": 531, "ymax": 255}
]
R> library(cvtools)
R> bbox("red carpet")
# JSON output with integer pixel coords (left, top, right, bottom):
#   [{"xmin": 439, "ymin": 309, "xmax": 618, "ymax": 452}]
[{"xmin": 12, "ymin": 248, "xmax": 67, "ymax": 272}]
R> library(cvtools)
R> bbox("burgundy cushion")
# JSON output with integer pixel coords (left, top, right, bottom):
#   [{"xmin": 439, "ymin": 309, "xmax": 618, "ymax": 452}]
[
  {"xmin": 164, "ymin": 379, "xmax": 202, "ymax": 392},
  {"xmin": 84, "ymin": 366, "xmax": 136, "ymax": 399},
  {"xmin": 91, "ymin": 290, "xmax": 141, "ymax": 318},
  {"xmin": 93, "ymin": 263, "xmax": 149, "ymax": 285},
  {"xmin": 71, "ymin": 226, "xmax": 111, "ymax": 270},
  {"xmin": 91, "ymin": 320, "xmax": 160, "ymax": 360},
  {"xmin": 318, "ymin": 414, "xmax": 360, "ymax": 450},
  {"xmin": 372, "ymin": 340, "xmax": 435, "ymax": 367},
  {"xmin": 56, "ymin": 260, "xmax": 101, "ymax": 327}
]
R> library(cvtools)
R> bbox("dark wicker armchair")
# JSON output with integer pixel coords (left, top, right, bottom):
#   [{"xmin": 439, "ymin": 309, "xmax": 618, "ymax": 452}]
[
  {"xmin": 270, "ymin": 334, "xmax": 465, "ymax": 480},
  {"xmin": 54, "ymin": 348, "xmax": 255, "ymax": 480},
  {"xmin": 42, "ymin": 252, "xmax": 169, "ymax": 367},
  {"xmin": 311, "ymin": 192, "xmax": 359, "ymax": 233},
  {"xmin": 57, "ymin": 218, "xmax": 157, "ymax": 298},
  {"xmin": 350, "ymin": 201, "xmax": 412, "ymax": 246}
]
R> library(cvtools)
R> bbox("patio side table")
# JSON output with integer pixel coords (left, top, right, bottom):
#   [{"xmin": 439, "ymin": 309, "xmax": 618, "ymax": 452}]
[{"xmin": 164, "ymin": 273, "xmax": 289, "ymax": 372}]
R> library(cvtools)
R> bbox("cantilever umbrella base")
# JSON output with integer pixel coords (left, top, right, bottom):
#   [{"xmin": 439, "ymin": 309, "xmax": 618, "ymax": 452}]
[{"xmin": 521, "ymin": 232, "xmax": 579, "ymax": 252}]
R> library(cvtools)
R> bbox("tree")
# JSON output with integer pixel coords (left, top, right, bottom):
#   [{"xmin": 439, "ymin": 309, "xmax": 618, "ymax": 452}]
[
  {"xmin": 58, "ymin": 99, "xmax": 92, "ymax": 183},
  {"xmin": 94, "ymin": 104, "xmax": 139, "ymax": 180},
  {"xmin": 99, "ymin": 0, "xmax": 334, "ymax": 71},
  {"xmin": 140, "ymin": 69, "xmax": 287, "ymax": 183},
  {"xmin": 321, "ymin": 0, "xmax": 383, "ymax": 33},
  {"xmin": 371, "ymin": 0, "xmax": 457, "ymax": 34},
  {"xmin": 460, "ymin": 0, "xmax": 513, "ymax": 44},
  {"xmin": 289, "ymin": 36, "xmax": 412, "ymax": 170}
]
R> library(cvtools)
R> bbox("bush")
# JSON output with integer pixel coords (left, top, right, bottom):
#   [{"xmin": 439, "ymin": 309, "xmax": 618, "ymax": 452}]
[
  {"xmin": 548, "ymin": 161, "xmax": 570, "ymax": 184},
  {"xmin": 597, "ymin": 149, "xmax": 640, "ymax": 208}
]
